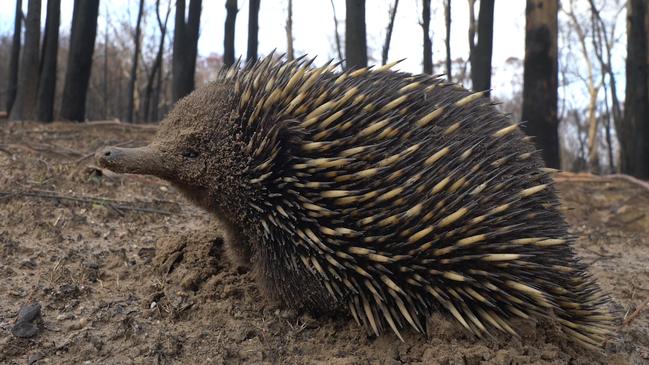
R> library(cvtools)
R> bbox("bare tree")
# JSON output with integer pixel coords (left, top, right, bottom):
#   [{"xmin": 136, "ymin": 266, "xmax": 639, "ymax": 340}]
[
  {"xmin": 421, "ymin": 0, "xmax": 432, "ymax": 73},
  {"xmin": 247, "ymin": 0, "xmax": 260, "ymax": 63},
  {"xmin": 330, "ymin": 0, "xmax": 344, "ymax": 64},
  {"xmin": 9, "ymin": 0, "xmax": 41, "ymax": 121},
  {"xmin": 102, "ymin": 10, "xmax": 109, "ymax": 119},
  {"xmin": 521, "ymin": 0, "xmax": 559, "ymax": 168},
  {"xmin": 469, "ymin": 0, "xmax": 494, "ymax": 95},
  {"xmin": 444, "ymin": 0, "xmax": 452, "ymax": 80},
  {"xmin": 172, "ymin": 0, "xmax": 202, "ymax": 103},
  {"xmin": 143, "ymin": 0, "xmax": 171, "ymax": 122},
  {"xmin": 622, "ymin": 0, "xmax": 649, "ymax": 178},
  {"xmin": 126, "ymin": 0, "xmax": 145, "ymax": 123},
  {"xmin": 286, "ymin": 0, "xmax": 294, "ymax": 61},
  {"xmin": 345, "ymin": 0, "xmax": 367, "ymax": 69},
  {"xmin": 382, "ymin": 0, "xmax": 399, "ymax": 66},
  {"xmin": 224, "ymin": 0, "xmax": 237, "ymax": 67},
  {"xmin": 6, "ymin": 0, "xmax": 23, "ymax": 114},
  {"xmin": 36, "ymin": 0, "xmax": 61, "ymax": 122},
  {"xmin": 564, "ymin": 2, "xmax": 602, "ymax": 173},
  {"xmin": 589, "ymin": 0, "xmax": 624, "ymax": 172},
  {"xmin": 60, "ymin": 0, "xmax": 100, "ymax": 122}
]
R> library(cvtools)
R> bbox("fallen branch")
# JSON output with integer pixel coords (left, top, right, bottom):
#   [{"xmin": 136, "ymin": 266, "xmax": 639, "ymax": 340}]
[
  {"xmin": 606, "ymin": 174, "xmax": 649, "ymax": 193},
  {"xmin": 555, "ymin": 172, "xmax": 649, "ymax": 193},
  {"xmin": 0, "ymin": 189, "xmax": 179, "ymax": 216}
]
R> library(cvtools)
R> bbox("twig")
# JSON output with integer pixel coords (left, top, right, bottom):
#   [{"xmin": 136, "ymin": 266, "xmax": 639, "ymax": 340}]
[
  {"xmin": 1, "ymin": 189, "xmax": 179, "ymax": 216},
  {"xmin": 623, "ymin": 300, "xmax": 648, "ymax": 327},
  {"xmin": 82, "ymin": 120, "xmax": 158, "ymax": 129}
]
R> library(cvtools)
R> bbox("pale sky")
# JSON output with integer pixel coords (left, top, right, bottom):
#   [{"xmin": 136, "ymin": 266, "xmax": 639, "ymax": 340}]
[{"xmin": 0, "ymin": 0, "xmax": 626, "ymax": 108}]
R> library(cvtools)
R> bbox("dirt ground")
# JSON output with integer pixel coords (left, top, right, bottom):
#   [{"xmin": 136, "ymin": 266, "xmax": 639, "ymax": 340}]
[{"xmin": 1, "ymin": 121, "xmax": 648, "ymax": 365}]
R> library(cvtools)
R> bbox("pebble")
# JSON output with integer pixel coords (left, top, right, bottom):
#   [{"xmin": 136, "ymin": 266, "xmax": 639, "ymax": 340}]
[
  {"xmin": 28, "ymin": 352, "xmax": 45, "ymax": 364},
  {"xmin": 17, "ymin": 303, "xmax": 41, "ymax": 323},
  {"xmin": 11, "ymin": 321, "xmax": 39, "ymax": 338},
  {"xmin": 67, "ymin": 317, "xmax": 88, "ymax": 331},
  {"xmin": 11, "ymin": 302, "xmax": 41, "ymax": 338}
]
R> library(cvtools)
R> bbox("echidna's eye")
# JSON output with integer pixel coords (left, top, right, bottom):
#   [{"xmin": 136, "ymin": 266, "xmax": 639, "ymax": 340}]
[{"xmin": 181, "ymin": 149, "xmax": 199, "ymax": 159}]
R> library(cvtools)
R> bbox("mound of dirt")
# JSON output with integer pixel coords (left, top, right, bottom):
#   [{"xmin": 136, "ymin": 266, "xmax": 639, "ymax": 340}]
[{"xmin": 1, "ymin": 122, "xmax": 647, "ymax": 364}]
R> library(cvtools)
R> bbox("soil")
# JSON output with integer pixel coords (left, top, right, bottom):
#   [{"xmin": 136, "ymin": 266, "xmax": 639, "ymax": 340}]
[{"xmin": 1, "ymin": 121, "xmax": 648, "ymax": 365}]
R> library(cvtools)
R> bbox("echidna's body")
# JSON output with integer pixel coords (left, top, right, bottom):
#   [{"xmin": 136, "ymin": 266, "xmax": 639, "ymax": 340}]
[{"xmin": 98, "ymin": 56, "xmax": 613, "ymax": 349}]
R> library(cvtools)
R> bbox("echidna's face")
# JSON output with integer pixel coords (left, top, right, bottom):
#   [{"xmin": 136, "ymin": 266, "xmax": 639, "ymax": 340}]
[{"xmin": 97, "ymin": 83, "xmax": 244, "ymax": 211}]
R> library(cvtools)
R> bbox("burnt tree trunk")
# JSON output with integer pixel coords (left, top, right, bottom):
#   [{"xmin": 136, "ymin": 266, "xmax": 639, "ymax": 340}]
[
  {"xmin": 224, "ymin": 0, "xmax": 238, "ymax": 67},
  {"xmin": 286, "ymin": 0, "xmax": 294, "ymax": 61},
  {"xmin": 143, "ymin": 0, "xmax": 170, "ymax": 122},
  {"xmin": 103, "ymin": 14, "xmax": 108, "ymax": 119},
  {"xmin": 470, "ymin": 0, "xmax": 494, "ymax": 94},
  {"xmin": 9, "ymin": 0, "xmax": 41, "ymax": 122},
  {"xmin": 60, "ymin": 0, "xmax": 100, "ymax": 122},
  {"xmin": 6, "ymin": 0, "xmax": 23, "ymax": 114},
  {"xmin": 381, "ymin": 0, "xmax": 399, "ymax": 66},
  {"xmin": 126, "ymin": 0, "xmax": 145, "ymax": 123},
  {"xmin": 444, "ymin": 0, "xmax": 452, "ymax": 80},
  {"xmin": 422, "ymin": 0, "xmax": 432, "ymax": 74},
  {"xmin": 247, "ymin": 0, "xmax": 260, "ymax": 63},
  {"xmin": 521, "ymin": 0, "xmax": 559, "ymax": 168},
  {"xmin": 345, "ymin": 0, "xmax": 367, "ymax": 69},
  {"xmin": 172, "ymin": 0, "xmax": 202, "ymax": 103},
  {"xmin": 621, "ymin": 0, "xmax": 649, "ymax": 178},
  {"xmin": 36, "ymin": 0, "xmax": 60, "ymax": 122}
]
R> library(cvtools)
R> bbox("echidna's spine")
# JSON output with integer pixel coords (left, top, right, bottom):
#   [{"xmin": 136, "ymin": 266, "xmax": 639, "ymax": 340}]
[{"xmin": 217, "ymin": 55, "xmax": 614, "ymax": 349}]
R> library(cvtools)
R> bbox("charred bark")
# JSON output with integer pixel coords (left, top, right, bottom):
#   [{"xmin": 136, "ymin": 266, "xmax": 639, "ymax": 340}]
[
  {"xmin": 469, "ymin": 0, "xmax": 494, "ymax": 94},
  {"xmin": 60, "ymin": 0, "xmax": 100, "ymax": 122},
  {"xmin": 9, "ymin": 0, "xmax": 41, "ymax": 122},
  {"xmin": 621, "ymin": 0, "xmax": 649, "ymax": 177},
  {"xmin": 422, "ymin": 0, "xmax": 432, "ymax": 74},
  {"xmin": 247, "ymin": 0, "xmax": 260, "ymax": 63},
  {"xmin": 6, "ymin": 0, "xmax": 23, "ymax": 114},
  {"xmin": 36, "ymin": 0, "xmax": 61, "ymax": 122},
  {"xmin": 521, "ymin": 0, "xmax": 560, "ymax": 168},
  {"xmin": 172, "ymin": 0, "xmax": 202, "ymax": 103},
  {"xmin": 345, "ymin": 0, "xmax": 367, "ymax": 69},
  {"xmin": 224, "ymin": 0, "xmax": 238, "ymax": 67}
]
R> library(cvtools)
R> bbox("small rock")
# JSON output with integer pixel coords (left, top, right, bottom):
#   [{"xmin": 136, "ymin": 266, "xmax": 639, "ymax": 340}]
[
  {"xmin": 11, "ymin": 321, "xmax": 39, "ymax": 338},
  {"xmin": 17, "ymin": 303, "xmax": 41, "ymax": 323},
  {"xmin": 67, "ymin": 317, "xmax": 88, "ymax": 331},
  {"xmin": 28, "ymin": 352, "xmax": 45, "ymax": 364}
]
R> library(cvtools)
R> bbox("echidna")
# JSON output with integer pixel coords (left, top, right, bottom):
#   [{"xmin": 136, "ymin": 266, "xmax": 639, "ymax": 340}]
[{"xmin": 97, "ymin": 55, "xmax": 614, "ymax": 349}]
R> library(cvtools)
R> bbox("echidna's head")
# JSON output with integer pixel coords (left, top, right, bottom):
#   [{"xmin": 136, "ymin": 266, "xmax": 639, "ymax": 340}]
[{"xmin": 97, "ymin": 83, "xmax": 246, "ymax": 213}]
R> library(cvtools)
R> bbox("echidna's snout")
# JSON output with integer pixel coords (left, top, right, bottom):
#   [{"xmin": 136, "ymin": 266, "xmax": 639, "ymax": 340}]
[{"xmin": 96, "ymin": 145, "xmax": 170, "ymax": 177}]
